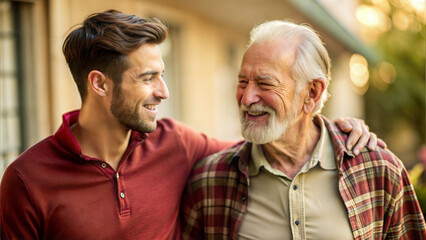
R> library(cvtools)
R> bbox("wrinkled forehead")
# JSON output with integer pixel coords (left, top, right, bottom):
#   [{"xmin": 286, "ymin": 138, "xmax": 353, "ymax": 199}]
[{"xmin": 241, "ymin": 39, "xmax": 300, "ymax": 71}]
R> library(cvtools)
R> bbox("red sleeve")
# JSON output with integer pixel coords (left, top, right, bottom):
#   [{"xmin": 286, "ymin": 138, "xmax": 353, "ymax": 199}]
[
  {"xmin": 1, "ymin": 166, "xmax": 40, "ymax": 240},
  {"xmin": 170, "ymin": 119, "xmax": 236, "ymax": 168}
]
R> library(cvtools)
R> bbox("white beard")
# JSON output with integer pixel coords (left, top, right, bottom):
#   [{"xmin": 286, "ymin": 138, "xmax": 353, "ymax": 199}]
[{"xmin": 239, "ymin": 102, "xmax": 299, "ymax": 144}]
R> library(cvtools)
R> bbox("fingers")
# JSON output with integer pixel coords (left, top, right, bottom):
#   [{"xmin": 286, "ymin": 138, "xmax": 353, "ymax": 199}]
[
  {"xmin": 334, "ymin": 117, "xmax": 385, "ymax": 155},
  {"xmin": 346, "ymin": 119, "xmax": 370, "ymax": 155},
  {"xmin": 377, "ymin": 138, "xmax": 387, "ymax": 149},
  {"xmin": 366, "ymin": 133, "xmax": 386, "ymax": 151},
  {"xmin": 334, "ymin": 117, "xmax": 352, "ymax": 133},
  {"xmin": 344, "ymin": 118, "xmax": 363, "ymax": 149},
  {"xmin": 347, "ymin": 129, "xmax": 368, "ymax": 155},
  {"xmin": 367, "ymin": 133, "xmax": 378, "ymax": 150}
]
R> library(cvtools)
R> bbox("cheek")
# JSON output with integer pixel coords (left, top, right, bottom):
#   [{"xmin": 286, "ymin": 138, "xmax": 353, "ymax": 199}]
[
  {"xmin": 130, "ymin": 86, "xmax": 151, "ymax": 101},
  {"xmin": 267, "ymin": 89, "xmax": 290, "ymax": 114},
  {"xmin": 236, "ymin": 88, "xmax": 244, "ymax": 105}
]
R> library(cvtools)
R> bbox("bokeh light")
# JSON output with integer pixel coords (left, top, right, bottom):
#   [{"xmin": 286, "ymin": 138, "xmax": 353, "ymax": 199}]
[
  {"xmin": 356, "ymin": 5, "xmax": 391, "ymax": 32},
  {"xmin": 378, "ymin": 61, "xmax": 397, "ymax": 84},
  {"xmin": 349, "ymin": 54, "xmax": 370, "ymax": 95}
]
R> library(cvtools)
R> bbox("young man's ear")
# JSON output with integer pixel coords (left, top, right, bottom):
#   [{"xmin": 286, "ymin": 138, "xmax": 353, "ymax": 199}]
[
  {"xmin": 303, "ymin": 78, "xmax": 325, "ymax": 114},
  {"xmin": 87, "ymin": 70, "xmax": 110, "ymax": 97}
]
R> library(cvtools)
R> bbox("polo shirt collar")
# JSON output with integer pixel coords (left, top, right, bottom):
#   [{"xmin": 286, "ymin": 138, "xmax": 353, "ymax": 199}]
[
  {"xmin": 54, "ymin": 110, "xmax": 82, "ymax": 154},
  {"xmin": 54, "ymin": 110, "xmax": 148, "ymax": 159}
]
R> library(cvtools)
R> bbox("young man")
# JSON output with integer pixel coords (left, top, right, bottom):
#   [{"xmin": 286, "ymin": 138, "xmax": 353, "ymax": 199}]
[
  {"xmin": 181, "ymin": 20, "xmax": 426, "ymax": 239},
  {"xmin": 1, "ymin": 11, "xmax": 379, "ymax": 240}
]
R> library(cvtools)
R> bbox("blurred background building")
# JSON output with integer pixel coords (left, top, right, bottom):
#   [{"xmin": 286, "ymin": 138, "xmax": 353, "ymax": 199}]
[{"xmin": 1, "ymin": 0, "xmax": 424, "ymax": 199}]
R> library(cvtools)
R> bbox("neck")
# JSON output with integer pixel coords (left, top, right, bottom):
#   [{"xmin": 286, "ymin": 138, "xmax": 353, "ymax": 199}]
[
  {"xmin": 262, "ymin": 115, "xmax": 320, "ymax": 179},
  {"xmin": 71, "ymin": 104, "xmax": 131, "ymax": 170}
]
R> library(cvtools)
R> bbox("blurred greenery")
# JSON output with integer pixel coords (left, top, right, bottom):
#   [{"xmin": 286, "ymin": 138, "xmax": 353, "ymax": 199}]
[
  {"xmin": 409, "ymin": 162, "xmax": 426, "ymax": 217},
  {"xmin": 361, "ymin": 0, "xmax": 425, "ymax": 214},
  {"xmin": 362, "ymin": 0, "xmax": 425, "ymax": 158}
]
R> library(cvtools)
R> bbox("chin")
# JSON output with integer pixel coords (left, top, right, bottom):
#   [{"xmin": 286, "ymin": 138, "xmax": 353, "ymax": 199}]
[
  {"xmin": 126, "ymin": 119, "xmax": 157, "ymax": 133},
  {"xmin": 241, "ymin": 119, "xmax": 291, "ymax": 144},
  {"xmin": 141, "ymin": 121, "xmax": 157, "ymax": 133},
  {"xmin": 241, "ymin": 125, "xmax": 272, "ymax": 144}
]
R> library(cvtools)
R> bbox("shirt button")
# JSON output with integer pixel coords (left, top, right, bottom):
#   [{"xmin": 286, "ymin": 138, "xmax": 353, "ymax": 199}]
[
  {"xmin": 293, "ymin": 185, "xmax": 298, "ymax": 190},
  {"xmin": 295, "ymin": 220, "xmax": 300, "ymax": 225},
  {"xmin": 120, "ymin": 192, "xmax": 125, "ymax": 198},
  {"xmin": 116, "ymin": 173, "xmax": 120, "ymax": 178},
  {"xmin": 241, "ymin": 195, "xmax": 247, "ymax": 201},
  {"xmin": 101, "ymin": 163, "xmax": 107, "ymax": 168}
]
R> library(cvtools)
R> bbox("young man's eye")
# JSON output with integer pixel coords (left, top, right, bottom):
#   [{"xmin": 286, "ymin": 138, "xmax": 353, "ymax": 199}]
[{"xmin": 144, "ymin": 75, "xmax": 154, "ymax": 82}]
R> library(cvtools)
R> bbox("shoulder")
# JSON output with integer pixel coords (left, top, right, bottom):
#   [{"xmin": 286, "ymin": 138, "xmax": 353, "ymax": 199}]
[
  {"xmin": 339, "ymin": 145, "xmax": 407, "ymax": 193},
  {"xmin": 2, "ymin": 136, "xmax": 57, "ymax": 187},
  {"xmin": 188, "ymin": 141, "xmax": 251, "ymax": 188},
  {"xmin": 146, "ymin": 118, "xmax": 192, "ymax": 145},
  {"xmin": 193, "ymin": 141, "xmax": 246, "ymax": 171},
  {"xmin": 188, "ymin": 141, "xmax": 247, "ymax": 184},
  {"xmin": 154, "ymin": 117, "xmax": 184, "ymax": 133},
  {"xmin": 187, "ymin": 142, "xmax": 251, "ymax": 197},
  {"xmin": 322, "ymin": 116, "xmax": 401, "ymax": 169},
  {"xmin": 6, "ymin": 137, "xmax": 57, "ymax": 171},
  {"xmin": 321, "ymin": 115, "xmax": 405, "ymax": 177},
  {"xmin": 350, "ymin": 147, "xmax": 404, "ymax": 178},
  {"xmin": 153, "ymin": 117, "xmax": 202, "ymax": 139}
]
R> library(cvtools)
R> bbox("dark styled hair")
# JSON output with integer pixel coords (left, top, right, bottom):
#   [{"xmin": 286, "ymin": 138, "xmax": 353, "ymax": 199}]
[{"xmin": 62, "ymin": 9, "xmax": 168, "ymax": 101}]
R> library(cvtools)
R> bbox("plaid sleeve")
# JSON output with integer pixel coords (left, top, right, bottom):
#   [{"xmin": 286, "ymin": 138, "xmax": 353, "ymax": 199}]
[
  {"xmin": 181, "ymin": 171, "xmax": 204, "ymax": 240},
  {"xmin": 387, "ymin": 161, "xmax": 426, "ymax": 239}
]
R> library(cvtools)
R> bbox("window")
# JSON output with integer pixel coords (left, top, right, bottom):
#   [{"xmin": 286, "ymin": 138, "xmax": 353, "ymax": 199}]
[{"xmin": 0, "ymin": 1, "xmax": 21, "ymax": 173}]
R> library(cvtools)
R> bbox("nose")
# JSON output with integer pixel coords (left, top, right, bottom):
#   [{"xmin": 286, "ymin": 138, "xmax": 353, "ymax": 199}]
[
  {"xmin": 240, "ymin": 81, "xmax": 260, "ymax": 106},
  {"xmin": 155, "ymin": 78, "xmax": 169, "ymax": 100}
]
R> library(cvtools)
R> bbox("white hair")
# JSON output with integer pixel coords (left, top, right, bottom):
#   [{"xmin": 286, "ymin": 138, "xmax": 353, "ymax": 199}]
[{"xmin": 248, "ymin": 20, "xmax": 331, "ymax": 115}]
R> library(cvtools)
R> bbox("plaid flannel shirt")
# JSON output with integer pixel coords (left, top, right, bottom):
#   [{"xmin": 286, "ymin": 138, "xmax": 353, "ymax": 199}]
[{"xmin": 181, "ymin": 116, "xmax": 426, "ymax": 240}]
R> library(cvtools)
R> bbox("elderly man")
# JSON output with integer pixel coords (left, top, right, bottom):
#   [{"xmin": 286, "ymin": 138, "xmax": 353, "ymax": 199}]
[
  {"xmin": 1, "ymin": 10, "xmax": 380, "ymax": 240},
  {"xmin": 181, "ymin": 20, "xmax": 426, "ymax": 239}
]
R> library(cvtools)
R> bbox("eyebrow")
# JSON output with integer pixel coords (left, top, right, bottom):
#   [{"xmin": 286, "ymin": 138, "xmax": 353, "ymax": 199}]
[
  {"xmin": 256, "ymin": 75, "xmax": 274, "ymax": 81},
  {"xmin": 238, "ymin": 74, "xmax": 274, "ymax": 79},
  {"xmin": 138, "ymin": 69, "xmax": 165, "ymax": 78}
]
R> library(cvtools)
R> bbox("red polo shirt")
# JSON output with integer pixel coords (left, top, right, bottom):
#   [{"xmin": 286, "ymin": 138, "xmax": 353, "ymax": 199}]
[{"xmin": 1, "ymin": 110, "xmax": 233, "ymax": 240}]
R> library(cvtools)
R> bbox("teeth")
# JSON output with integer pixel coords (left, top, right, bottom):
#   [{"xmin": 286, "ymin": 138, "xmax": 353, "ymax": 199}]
[
  {"xmin": 145, "ymin": 105, "xmax": 157, "ymax": 110},
  {"xmin": 248, "ymin": 111, "xmax": 265, "ymax": 116}
]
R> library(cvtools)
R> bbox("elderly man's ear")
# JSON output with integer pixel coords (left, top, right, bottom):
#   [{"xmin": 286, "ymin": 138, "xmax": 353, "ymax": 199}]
[{"xmin": 303, "ymin": 78, "xmax": 325, "ymax": 114}]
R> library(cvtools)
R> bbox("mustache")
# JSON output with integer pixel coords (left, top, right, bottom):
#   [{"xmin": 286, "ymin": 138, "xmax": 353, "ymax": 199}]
[
  {"xmin": 143, "ymin": 97, "xmax": 163, "ymax": 106},
  {"xmin": 240, "ymin": 104, "xmax": 275, "ymax": 114}
]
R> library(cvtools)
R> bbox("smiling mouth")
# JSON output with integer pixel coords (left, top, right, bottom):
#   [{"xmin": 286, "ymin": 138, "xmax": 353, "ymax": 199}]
[
  {"xmin": 246, "ymin": 111, "xmax": 268, "ymax": 117},
  {"xmin": 144, "ymin": 104, "xmax": 158, "ymax": 111}
]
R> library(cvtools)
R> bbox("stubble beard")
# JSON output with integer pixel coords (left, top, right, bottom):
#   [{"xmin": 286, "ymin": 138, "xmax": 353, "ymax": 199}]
[{"xmin": 110, "ymin": 85, "xmax": 157, "ymax": 133}]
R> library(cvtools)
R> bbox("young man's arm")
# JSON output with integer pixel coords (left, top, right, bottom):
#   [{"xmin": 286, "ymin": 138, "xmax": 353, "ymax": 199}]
[{"xmin": 182, "ymin": 117, "xmax": 380, "ymax": 162}]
